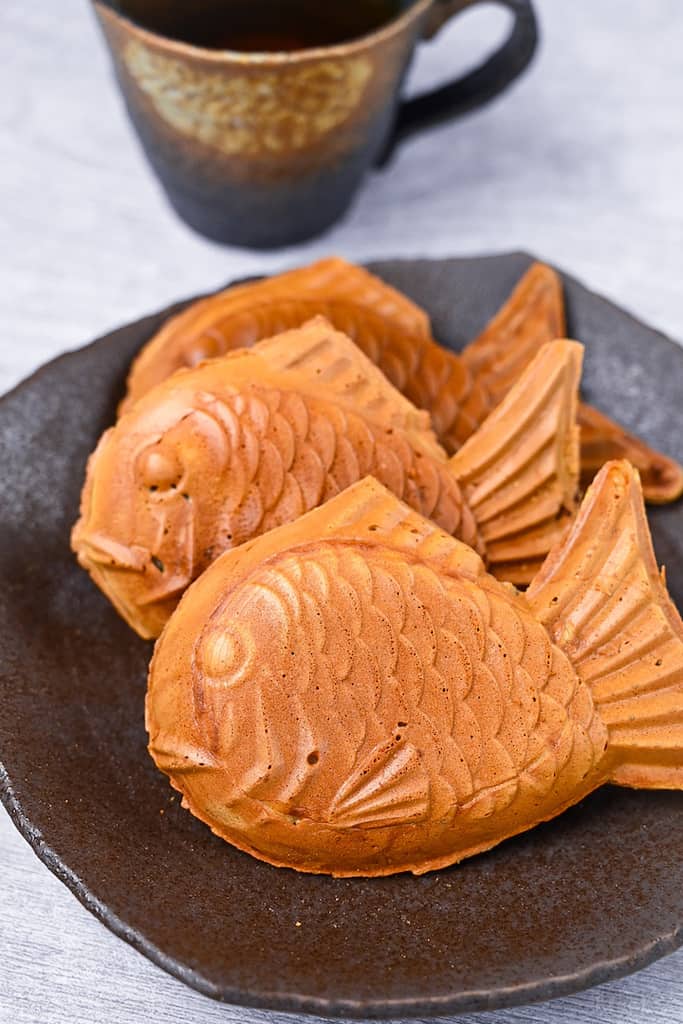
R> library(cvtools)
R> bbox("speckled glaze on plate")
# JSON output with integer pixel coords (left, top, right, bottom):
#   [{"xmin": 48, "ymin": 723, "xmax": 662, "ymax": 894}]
[{"xmin": 1, "ymin": 254, "xmax": 682, "ymax": 1019}]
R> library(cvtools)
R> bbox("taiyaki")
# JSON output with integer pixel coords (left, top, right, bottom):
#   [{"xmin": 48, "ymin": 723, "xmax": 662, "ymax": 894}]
[
  {"xmin": 72, "ymin": 318, "xmax": 582, "ymax": 638},
  {"xmin": 146, "ymin": 460, "xmax": 683, "ymax": 877},
  {"xmin": 119, "ymin": 257, "xmax": 683, "ymax": 504}
]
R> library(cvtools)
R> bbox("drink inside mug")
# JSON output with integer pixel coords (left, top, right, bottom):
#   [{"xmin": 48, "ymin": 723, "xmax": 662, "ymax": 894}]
[{"xmin": 112, "ymin": 0, "xmax": 413, "ymax": 52}]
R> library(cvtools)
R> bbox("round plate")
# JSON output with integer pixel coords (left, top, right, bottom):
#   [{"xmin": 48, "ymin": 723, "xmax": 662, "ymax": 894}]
[{"xmin": 1, "ymin": 253, "xmax": 682, "ymax": 1019}]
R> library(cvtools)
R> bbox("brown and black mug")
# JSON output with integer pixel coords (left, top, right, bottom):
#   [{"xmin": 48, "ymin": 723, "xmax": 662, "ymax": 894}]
[{"xmin": 93, "ymin": 0, "xmax": 538, "ymax": 248}]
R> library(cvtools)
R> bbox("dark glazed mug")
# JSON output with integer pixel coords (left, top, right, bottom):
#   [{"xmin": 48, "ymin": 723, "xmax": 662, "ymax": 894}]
[{"xmin": 93, "ymin": 0, "xmax": 538, "ymax": 248}]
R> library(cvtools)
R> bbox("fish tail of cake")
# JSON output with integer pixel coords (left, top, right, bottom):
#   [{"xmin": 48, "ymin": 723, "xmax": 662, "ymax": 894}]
[
  {"xmin": 449, "ymin": 339, "xmax": 582, "ymax": 586},
  {"xmin": 577, "ymin": 402, "xmax": 683, "ymax": 505},
  {"xmin": 461, "ymin": 262, "xmax": 566, "ymax": 407},
  {"xmin": 527, "ymin": 460, "xmax": 683, "ymax": 789}
]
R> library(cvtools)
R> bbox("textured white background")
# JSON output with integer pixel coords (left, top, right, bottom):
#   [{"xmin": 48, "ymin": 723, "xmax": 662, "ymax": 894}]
[{"xmin": 1, "ymin": 1, "xmax": 683, "ymax": 1022}]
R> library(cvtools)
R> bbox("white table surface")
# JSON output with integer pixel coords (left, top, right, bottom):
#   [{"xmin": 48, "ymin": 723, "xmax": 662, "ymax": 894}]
[{"xmin": 1, "ymin": 1, "xmax": 683, "ymax": 1021}]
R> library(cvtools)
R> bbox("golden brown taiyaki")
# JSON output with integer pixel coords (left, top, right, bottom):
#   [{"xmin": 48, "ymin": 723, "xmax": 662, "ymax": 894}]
[
  {"xmin": 72, "ymin": 319, "xmax": 581, "ymax": 638},
  {"xmin": 119, "ymin": 257, "xmax": 682, "ymax": 504},
  {"xmin": 146, "ymin": 460, "xmax": 683, "ymax": 877},
  {"xmin": 120, "ymin": 257, "xmax": 435, "ymax": 416}
]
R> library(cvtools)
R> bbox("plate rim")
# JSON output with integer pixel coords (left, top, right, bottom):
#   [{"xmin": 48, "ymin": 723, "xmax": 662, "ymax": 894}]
[{"xmin": 2, "ymin": 250, "xmax": 683, "ymax": 1019}]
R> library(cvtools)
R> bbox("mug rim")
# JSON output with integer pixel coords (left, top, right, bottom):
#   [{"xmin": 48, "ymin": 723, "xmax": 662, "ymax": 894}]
[{"xmin": 92, "ymin": 0, "xmax": 434, "ymax": 61}]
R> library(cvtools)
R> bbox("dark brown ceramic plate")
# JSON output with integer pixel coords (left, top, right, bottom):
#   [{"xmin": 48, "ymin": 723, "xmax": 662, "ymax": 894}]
[{"xmin": 1, "ymin": 253, "xmax": 683, "ymax": 1019}]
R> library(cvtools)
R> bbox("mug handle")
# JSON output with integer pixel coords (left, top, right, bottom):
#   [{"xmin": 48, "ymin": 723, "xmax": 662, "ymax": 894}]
[{"xmin": 377, "ymin": 0, "xmax": 538, "ymax": 165}]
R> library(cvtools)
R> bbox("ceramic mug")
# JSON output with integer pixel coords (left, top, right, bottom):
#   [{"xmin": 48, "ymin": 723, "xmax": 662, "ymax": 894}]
[{"xmin": 93, "ymin": 0, "xmax": 538, "ymax": 248}]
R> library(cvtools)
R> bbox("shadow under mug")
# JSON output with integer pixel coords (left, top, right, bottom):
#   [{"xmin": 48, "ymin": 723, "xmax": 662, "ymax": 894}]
[{"xmin": 93, "ymin": 0, "xmax": 538, "ymax": 249}]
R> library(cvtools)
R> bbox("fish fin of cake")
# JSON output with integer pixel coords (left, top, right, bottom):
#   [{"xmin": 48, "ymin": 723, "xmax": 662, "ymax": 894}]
[
  {"xmin": 578, "ymin": 402, "xmax": 683, "ymax": 504},
  {"xmin": 276, "ymin": 257, "xmax": 431, "ymax": 336},
  {"xmin": 461, "ymin": 262, "xmax": 566, "ymax": 407},
  {"xmin": 526, "ymin": 460, "xmax": 683, "ymax": 789},
  {"xmin": 252, "ymin": 317, "xmax": 445, "ymax": 460},
  {"xmin": 180, "ymin": 257, "xmax": 429, "ymax": 333},
  {"xmin": 328, "ymin": 740, "xmax": 430, "ymax": 828},
  {"xmin": 449, "ymin": 340, "xmax": 582, "ymax": 585},
  {"xmin": 208, "ymin": 477, "xmax": 486, "ymax": 593}
]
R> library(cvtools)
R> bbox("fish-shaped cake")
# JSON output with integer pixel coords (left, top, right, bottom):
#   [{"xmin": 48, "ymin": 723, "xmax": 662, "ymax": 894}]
[
  {"xmin": 72, "ymin": 318, "xmax": 582, "ymax": 638},
  {"xmin": 146, "ymin": 460, "xmax": 683, "ymax": 877},
  {"xmin": 119, "ymin": 257, "xmax": 683, "ymax": 504}
]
